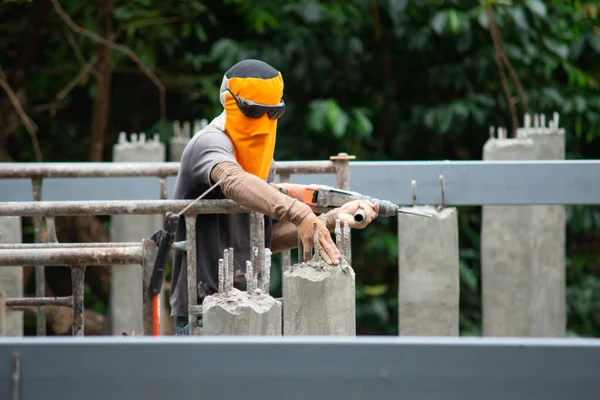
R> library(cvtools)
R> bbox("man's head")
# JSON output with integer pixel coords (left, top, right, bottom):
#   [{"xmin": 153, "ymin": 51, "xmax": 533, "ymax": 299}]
[{"xmin": 218, "ymin": 59, "xmax": 285, "ymax": 180}]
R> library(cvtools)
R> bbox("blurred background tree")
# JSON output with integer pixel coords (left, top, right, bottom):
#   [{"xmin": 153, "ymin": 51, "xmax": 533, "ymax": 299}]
[{"xmin": 1, "ymin": 0, "xmax": 599, "ymax": 336}]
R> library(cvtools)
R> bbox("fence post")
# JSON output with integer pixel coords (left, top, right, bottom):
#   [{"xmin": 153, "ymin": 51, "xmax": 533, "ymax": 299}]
[
  {"xmin": 169, "ymin": 120, "xmax": 206, "ymax": 161},
  {"xmin": 481, "ymin": 116, "xmax": 566, "ymax": 337},
  {"xmin": 110, "ymin": 132, "xmax": 165, "ymax": 335},
  {"xmin": 0, "ymin": 217, "xmax": 23, "ymax": 336},
  {"xmin": 141, "ymin": 238, "xmax": 158, "ymax": 336}
]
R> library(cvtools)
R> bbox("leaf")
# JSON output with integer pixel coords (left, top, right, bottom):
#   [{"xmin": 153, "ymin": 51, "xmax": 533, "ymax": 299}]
[
  {"xmin": 460, "ymin": 261, "xmax": 478, "ymax": 291},
  {"xmin": 324, "ymin": 99, "xmax": 349, "ymax": 138},
  {"xmin": 195, "ymin": 24, "xmax": 207, "ymax": 42},
  {"xmin": 543, "ymin": 37, "xmax": 569, "ymax": 59},
  {"xmin": 509, "ymin": 7, "xmax": 529, "ymax": 31},
  {"xmin": 351, "ymin": 108, "xmax": 373, "ymax": 137},
  {"xmin": 431, "ymin": 11, "xmax": 448, "ymax": 35},
  {"xmin": 362, "ymin": 284, "xmax": 388, "ymax": 297},
  {"xmin": 588, "ymin": 33, "xmax": 600, "ymax": 53},
  {"xmin": 525, "ymin": 0, "xmax": 547, "ymax": 17},
  {"xmin": 448, "ymin": 9, "xmax": 460, "ymax": 34}
]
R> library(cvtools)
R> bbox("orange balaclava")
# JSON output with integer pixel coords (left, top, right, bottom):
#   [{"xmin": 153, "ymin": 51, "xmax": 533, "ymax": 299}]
[{"xmin": 219, "ymin": 59, "xmax": 285, "ymax": 181}]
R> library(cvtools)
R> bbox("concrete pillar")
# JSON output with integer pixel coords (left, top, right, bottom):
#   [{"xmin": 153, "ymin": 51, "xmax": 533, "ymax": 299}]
[
  {"xmin": 397, "ymin": 206, "xmax": 459, "ymax": 336},
  {"xmin": 282, "ymin": 221, "xmax": 355, "ymax": 336},
  {"xmin": 110, "ymin": 132, "xmax": 165, "ymax": 335},
  {"xmin": 481, "ymin": 117, "xmax": 566, "ymax": 337},
  {"xmin": 202, "ymin": 247, "xmax": 282, "ymax": 335},
  {"xmin": 169, "ymin": 120, "xmax": 206, "ymax": 161},
  {"xmin": 0, "ymin": 217, "xmax": 23, "ymax": 336}
]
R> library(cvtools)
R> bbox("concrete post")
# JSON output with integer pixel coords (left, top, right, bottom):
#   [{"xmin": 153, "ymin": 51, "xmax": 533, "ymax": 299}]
[
  {"xmin": 0, "ymin": 217, "xmax": 23, "ymax": 336},
  {"xmin": 282, "ymin": 220, "xmax": 356, "ymax": 336},
  {"xmin": 397, "ymin": 206, "xmax": 459, "ymax": 336},
  {"xmin": 481, "ymin": 117, "xmax": 566, "ymax": 337},
  {"xmin": 202, "ymin": 247, "xmax": 282, "ymax": 336},
  {"xmin": 169, "ymin": 120, "xmax": 206, "ymax": 161},
  {"xmin": 110, "ymin": 132, "xmax": 165, "ymax": 335}
]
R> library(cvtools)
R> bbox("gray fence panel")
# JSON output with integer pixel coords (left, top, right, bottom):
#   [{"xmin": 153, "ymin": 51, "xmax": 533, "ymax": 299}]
[
  {"xmin": 1, "ymin": 160, "xmax": 599, "ymax": 205},
  {"xmin": 0, "ymin": 336, "xmax": 599, "ymax": 400}
]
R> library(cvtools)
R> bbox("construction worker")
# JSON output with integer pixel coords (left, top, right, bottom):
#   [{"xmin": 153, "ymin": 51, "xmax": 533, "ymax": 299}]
[{"xmin": 170, "ymin": 59, "xmax": 379, "ymax": 335}]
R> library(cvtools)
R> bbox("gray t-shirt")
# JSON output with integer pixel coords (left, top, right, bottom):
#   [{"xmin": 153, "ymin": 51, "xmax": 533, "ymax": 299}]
[{"xmin": 170, "ymin": 118, "xmax": 274, "ymax": 318}]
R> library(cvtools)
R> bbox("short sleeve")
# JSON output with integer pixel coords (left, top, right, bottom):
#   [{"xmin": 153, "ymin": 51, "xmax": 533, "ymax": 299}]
[{"xmin": 186, "ymin": 129, "xmax": 238, "ymax": 188}]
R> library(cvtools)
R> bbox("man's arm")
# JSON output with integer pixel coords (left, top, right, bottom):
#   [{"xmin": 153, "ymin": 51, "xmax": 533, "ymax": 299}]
[{"xmin": 211, "ymin": 161, "xmax": 311, "ymax": 225}]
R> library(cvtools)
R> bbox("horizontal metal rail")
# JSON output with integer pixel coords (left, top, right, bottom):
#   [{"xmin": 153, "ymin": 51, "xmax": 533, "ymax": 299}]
[
  {"xmin": 0, "ymin": 160, "xmax": 335, "ymax": 179},
  {"xmin": 0, "ymin": 336, "xmax": 599, "ymax": 400},
  {"xmin": 0, "ymin": 199, "xmax": 247, "ymax": 217},
  {"xmin": 0, "ymin": 242, "xmax": 141, "ymax": 249},
  {"xmin": 0, "ymin": 246, "xmax": 144, "ymax": 266},
  {"xmin": 6, "ymin": 296, "xmax": 72, "ymax": 307}
]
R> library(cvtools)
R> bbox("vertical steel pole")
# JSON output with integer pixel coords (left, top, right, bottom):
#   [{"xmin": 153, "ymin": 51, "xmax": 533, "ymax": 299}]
[
  {"xmin": 330, "ymin": 153, "xmax": 355, "ymax": 263},
  {"xmin": 142, "ymin": 238, "xmax": 158, "ymax": 336},
  {"xmin": 185, "ymin": 215, "xmax": 200, "ymax": 335},
  {"xmin": 31, "ymin": 178, "xmax": 46, "ymax": 336},
  {"xmin": 71, "ymin": 266, "xmax": 85, "ymax": 337},
  {"xmin": 279, "ymin": 173, "xmax": 292, "ymax": 270}
]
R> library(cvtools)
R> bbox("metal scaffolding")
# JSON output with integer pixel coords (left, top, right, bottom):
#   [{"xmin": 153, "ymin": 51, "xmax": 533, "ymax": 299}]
[{"xmin": 0, "ymin": 155, "xmax": 353, "ymax": 336}]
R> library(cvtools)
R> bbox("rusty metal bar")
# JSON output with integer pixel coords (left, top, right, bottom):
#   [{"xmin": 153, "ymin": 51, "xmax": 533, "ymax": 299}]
[
  {"xmin": 31, "ymin": 177, "xmax": 46, "ymax": 336},
  {"xmin": 6, "ymin": 296, "xmax": 72, "ymax": 307},
  {"xmin": 185, "ymin": 215, "xmax": 199, "ymax": 335},
  {"xmin": 0, "ymin": 242, "xmax": 140, "ymax": 249},
  {"xmin": 0, "ymin": 199, "xmax": 247, "ymax": 217},
  {"xmin": 141, "ymin": 239, "xmax": 157, "ymax": 336},
  {"xmin": 0, "ymin": 246, "xmax": 144, "ymax": 266},
  {"xmin": 71, "ymin": 266, "xmax": 85, "ymax": 337},
  {"xmin": 0, "ymin": 160, "xmax": 334, "ymax": 179}
]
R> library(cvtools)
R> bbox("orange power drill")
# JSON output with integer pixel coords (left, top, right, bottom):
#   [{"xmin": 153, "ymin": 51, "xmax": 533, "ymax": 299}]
[{"xmin": 270, "ymin": 183, "xmax": 432, "ymax": 222}]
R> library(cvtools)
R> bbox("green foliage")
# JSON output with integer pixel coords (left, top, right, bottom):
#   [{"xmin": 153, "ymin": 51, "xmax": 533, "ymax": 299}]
[{"xmin": 2, "ymin": 0, "xmax": 599, "ymax": 336}]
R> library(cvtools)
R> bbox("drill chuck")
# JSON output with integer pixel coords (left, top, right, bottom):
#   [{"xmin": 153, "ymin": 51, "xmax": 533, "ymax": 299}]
[{"xmin": 352, "ymin": 198, "xmax": 399, "ymax": 223}]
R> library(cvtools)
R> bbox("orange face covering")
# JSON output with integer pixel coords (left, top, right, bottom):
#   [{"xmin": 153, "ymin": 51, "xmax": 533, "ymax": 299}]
[{"xmin": 222, "ymin": 74, "xmax": 284, "ymax": 181}]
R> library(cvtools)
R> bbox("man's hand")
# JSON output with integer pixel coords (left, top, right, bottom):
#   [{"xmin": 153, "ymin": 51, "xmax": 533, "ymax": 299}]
[
  {"xmin": 297, "ymin": 213, "xmax": 341, "ymax": 265},
  {"xmin": 334, "ymin": 200, "xmax": 379, "ymax": 229}
]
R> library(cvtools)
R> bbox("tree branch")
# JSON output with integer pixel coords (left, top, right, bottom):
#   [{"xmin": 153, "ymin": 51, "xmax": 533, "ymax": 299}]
[
  {"xmin": 62, "ymin": 25, "xmax": 100, "ymax": 80},
  {"xmin": 485, "ymin": 8, "xmax": 518, "ymax": 138},
  {"xmin": 0, "ymin": 67, "xmax": 43, "ymax": 162},
  {"xmin": 50, "ymin": 0, "xmax": 166, "ymax": 133}
]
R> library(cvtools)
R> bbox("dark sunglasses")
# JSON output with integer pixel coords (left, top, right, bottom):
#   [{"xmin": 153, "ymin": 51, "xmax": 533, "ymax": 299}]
[{"xmin": 227, "ymin": 89, "xmax": 286, "ymax": 120}]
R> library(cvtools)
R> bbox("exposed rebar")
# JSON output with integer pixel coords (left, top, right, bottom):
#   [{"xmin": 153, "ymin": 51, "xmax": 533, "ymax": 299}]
[
  {"xmin": 343, "ymin": 222, "xmax": 350, "ymax": 260},
  {"xmin": 227, "ymin": 247, "xmax": 234, "ymax": 293},
  {"xmin": 264, "ymin": 248, "xmax": 272, "ymax": 293},
  {"xmin": 246, "ymin": 260, "xmax": 255, "ymax": 293},
  {"xmin": 218, "ymin": 258, "xmax": 224, "ymax": 294},
  {"xmin": 252, "ymin": 247, "xmax": 259, "ymax": 289},
  {"xmin": 335, "ymin": 219, "xmax": 342, "ymax": 252},
  {"xmin": 223, "ymin": 249, "xmax": 230, "ymax": 294},
  {"xmin": 313, "ymin": 222, "xmax": 319, "ymax": 260}
]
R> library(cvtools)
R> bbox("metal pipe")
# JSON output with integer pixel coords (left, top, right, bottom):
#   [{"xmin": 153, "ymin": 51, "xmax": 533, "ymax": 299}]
[
  {"xmin": 141, "ymin": 239, "xmax": 157, "ymax": 336},
  {"xmin": 0, "ymin": 242, "xmax": 141, "ymax": 249},
  {"xmin": 0, "ymin": 160, "xmax": 334, "ymax": 179},
  {"xmin": 185, "ymin": 215, "xmax": 199, "ymax": 335},
  {"xmin": 0, "ymin": 246, "xmax": 144, "ymax": 266},
  {"xmin": 6, "ymin": 296, "xmax": 72, "ymax": 307},
  {"xmin": 71, "ymin": 266, "xmax": 85, "ymax": 337},
  {"xmin": 0, "ymin": 199, "xmax": 248, "ymax": 217},
  {"xmin": 31, "ymin": 177, "xmax": 46, "ymax": 337}
]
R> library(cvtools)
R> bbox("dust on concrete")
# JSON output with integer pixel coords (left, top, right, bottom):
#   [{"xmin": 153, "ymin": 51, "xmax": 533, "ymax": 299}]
[
  {"xmin": 202, "ymin": 287, "xmax": 280, "ymax": 314},
  {"xmin": 285, "ymin": 258, "xmax": 352, "ymax": 281}
]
